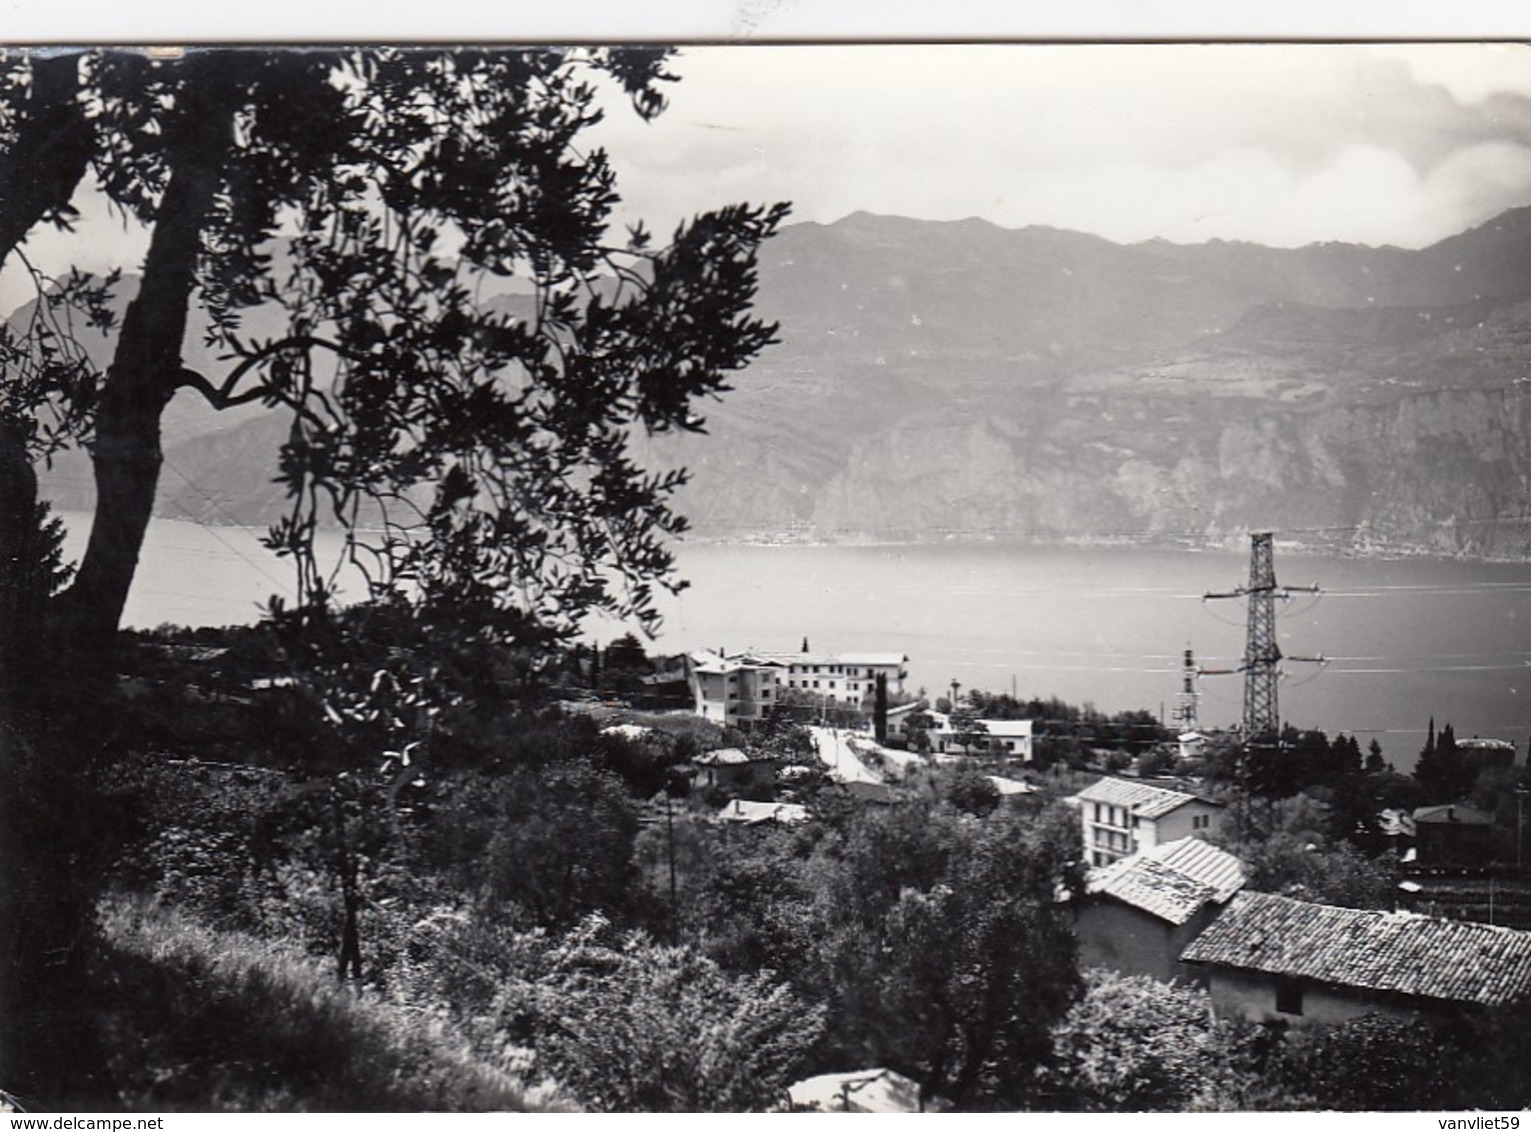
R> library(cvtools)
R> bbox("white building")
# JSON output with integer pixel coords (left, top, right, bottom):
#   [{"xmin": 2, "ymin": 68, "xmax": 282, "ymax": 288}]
[
  {"xmin": 924, "ymin": 711, "xmax": 1033, "ymax": 760},
  {"xmin": 881, "ymin": 706, "xmax": 1035, "ymax": 760},
  {"xmin": 1069, "ymin": 776, "xmax": 1226, "ymax": 868},
  {"xmin": 685, "ymin": 652, "xmax": 783, "ymax": 726},
  {"xmin": 759, "ymin": 650, "xmax": 909, "ymax": 707}
]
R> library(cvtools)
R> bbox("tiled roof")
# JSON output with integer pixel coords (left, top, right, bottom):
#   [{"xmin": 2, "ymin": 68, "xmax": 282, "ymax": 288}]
[
  {"xmin": 1074, "ymin": 776, "xmax": 1215, "ymax": 820},
  {"xmin": 717, "ymin": 799, "xmax": 810, "ymax": 826},
  {"xmin": 968, "ymin": 719, "xmax": 1033, "ymax": 737},
  {"xmin": 1085, "ymin": 837, "xmax": 1246, "ymax": 925},
  {"xmin": 1414, "ymin": 804, "xmax": 1494, "ymax": 826},
  {"xmin": 836, "ymin": 653, "xmax": 908, "ymax": 667},
  {"xmin": 758, "ymin": 651, "xmax": 906, "ymax": 668},
  {"xmin": 694, "ymin": 747, "xmax": 768, "ymax": 766},
  {"xmin": 987, "ymin": 775, "xmax": 1037, "ymax": 796},
  {"xmin": 689, "ymin": 652, "xmax": 782, "ymax": 675},
  {"xmin": 1180, "ymin": 891, "xmax": 1531, "ymax": 1007}
]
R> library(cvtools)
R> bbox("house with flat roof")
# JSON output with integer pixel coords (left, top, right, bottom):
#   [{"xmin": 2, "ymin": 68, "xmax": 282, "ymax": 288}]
[
  {"xmin": 1075, "ymin": 837, "xmax": 1246, "ymax": 984},
  {"xmin": 1180, "ymin": 890, "xmax": 1531, "ymax": 1026},
  {"xmin": 1069, "ymin": 776, "xmax": 1225, "ymax": 867},
  {"xmin": 760, "ymin": 650, "xmax": 909, "ymax": 707},
  {"xmin": 689, "ymin": 648, "xmax": 910, "ymax": 721}
]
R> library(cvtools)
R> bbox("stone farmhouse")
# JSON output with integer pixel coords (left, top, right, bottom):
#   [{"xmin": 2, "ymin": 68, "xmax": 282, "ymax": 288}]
[
  {"xmin": 1180, "ymin": 890, "xmax": 1531, "ymax": 1027},
  {"xmin": 1074, "ymin": 836, "xmax": 1246, "ymax": 984}
]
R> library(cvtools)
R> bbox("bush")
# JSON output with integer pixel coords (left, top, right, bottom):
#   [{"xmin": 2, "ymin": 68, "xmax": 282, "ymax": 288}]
[
  {"xmin": 503, "ymin": 916, "xmax": 825, "ymax": 1111},
  {"xmin": 1235, "ymin": 830, "xmax": 1398, "ymax": 910},
  {"xmin": 1043, "ymin": 971, "xmax": 1230, "ymax": 1110},
  {"xmin": 1269, "ymin": 1012, "xmax": 1474, "ymax": 1111},
  {"xmin": 383, "ymin": 910, "xmax": 824, "ymax": 1111}
]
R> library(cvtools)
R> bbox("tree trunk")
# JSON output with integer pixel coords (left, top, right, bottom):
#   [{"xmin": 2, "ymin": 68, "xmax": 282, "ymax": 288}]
[
  {"xmin": 0, "ymin": 52, "xmax": 94, "ymax": 263},
  {"xmin": 0, "ymin": 51, "xmax": 93, "ymax": 691},
  {"xmin": 0, "ymin": 421, "xmax": 42, "ymax": 710},
  {"xmin": 51, "ymin": 99, "xmax": 231, "ymax": 662}
]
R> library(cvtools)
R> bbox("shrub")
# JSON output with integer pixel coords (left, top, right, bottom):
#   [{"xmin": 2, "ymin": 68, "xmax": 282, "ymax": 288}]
[
  {"xmin": 1269, "ymin": 1012, "xmax": 1471, "ymax": 1111},
  {"xmin": 487, "ymin": 915, "xmax": 826, "ymax": 1111},
  {"xmin": 386, "ymin": 909, "xmax": 824, "ymax": 1111},
  {"xmin": 1042, "ymin": 971, "xmax": 1221, "ymax": 1110}
]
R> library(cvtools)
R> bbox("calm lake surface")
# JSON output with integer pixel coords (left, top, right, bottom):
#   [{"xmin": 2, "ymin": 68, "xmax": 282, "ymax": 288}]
[{"xmin": 62, "ymin": 513, "xmax": 1531, "ymax": 769}]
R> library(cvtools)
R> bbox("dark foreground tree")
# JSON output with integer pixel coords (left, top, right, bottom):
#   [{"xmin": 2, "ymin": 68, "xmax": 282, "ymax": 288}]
[
  {"xmin": 818, "ymin": 802, "xmax": 1082, "ymax": 1108},
  {"xmin": 0, "ymin": 45, "xmax": 787, "ymax": 1098},
  {"xmin": 2, "ymin": 46, "xmax": 786, "ymax": 664}
]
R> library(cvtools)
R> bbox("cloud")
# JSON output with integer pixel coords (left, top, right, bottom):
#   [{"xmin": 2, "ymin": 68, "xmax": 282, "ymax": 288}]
[
  {"xmin": 1374, "ymin": 43, "xmax": 1531, "ymax": 105},
  {"xmin": 591, "ymin": 43, "xmax": 1531, "ymax": 249}
]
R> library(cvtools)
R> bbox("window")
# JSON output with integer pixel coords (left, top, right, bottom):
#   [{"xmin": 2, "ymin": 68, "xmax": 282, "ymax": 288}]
[
  {"xmin": 1094, "ymin": 829, "xmax": 1130, "ymax": 852},
  {"xmin": 1275, "ymin": 980, "xmax": 1304, "ymax": 1016}
]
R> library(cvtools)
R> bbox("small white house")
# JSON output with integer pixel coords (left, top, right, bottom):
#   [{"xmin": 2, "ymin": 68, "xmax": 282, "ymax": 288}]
[
  {"xmin": 924, "ymin": 711, "xmax": 1034, "ymax": 760},
  {"xmin": 1069, "ymin": 776, "xmax": 1225, "ymax": 868},
  {"xmin": 883, "ymin": 701, "xmax": 928, "ymax": 741}
]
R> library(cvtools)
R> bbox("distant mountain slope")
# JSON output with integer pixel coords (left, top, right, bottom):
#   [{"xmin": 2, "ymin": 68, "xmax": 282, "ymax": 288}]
[
  {"xmin": 26, "ymin": 206, "xmax": 1531, "ymax": 558},
  {"xmin": 651, "ymin": 210, "xmax": 1531, "ymax": 557}
]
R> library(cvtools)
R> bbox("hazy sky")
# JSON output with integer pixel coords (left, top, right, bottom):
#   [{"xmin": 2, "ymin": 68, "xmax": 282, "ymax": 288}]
[
  {"xmin": 587, "ymin": 43, "xmax": 1531, "ymax": 249},
  {"xmin": 13, "ymin": 40, "xmax": 1531, "ymax": 281}
]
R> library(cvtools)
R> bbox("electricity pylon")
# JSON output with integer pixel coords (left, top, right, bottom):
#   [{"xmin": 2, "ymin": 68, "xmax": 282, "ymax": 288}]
[
  {"xmin": 1174, "ymin": 646, "xmax": 1199, "ymax": 734},
  {"xmin": 1204, "ymin": 531, "xmax": 1322, "ymax": 746}
]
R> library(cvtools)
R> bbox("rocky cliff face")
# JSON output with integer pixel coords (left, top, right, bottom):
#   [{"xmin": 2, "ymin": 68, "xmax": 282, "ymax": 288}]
[
  {"xmin": 651, "ymin": 212, "xmax": 1531, "ymax": 558},
  {"xmin": 776, "ymin": 348, "xmax": 1531, "ymax": 558}
]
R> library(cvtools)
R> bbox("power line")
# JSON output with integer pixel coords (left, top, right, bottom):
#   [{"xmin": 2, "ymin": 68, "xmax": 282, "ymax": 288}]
[{"xmin": 155, "ymin": 454, "xmax": 295, "ymax": 596}]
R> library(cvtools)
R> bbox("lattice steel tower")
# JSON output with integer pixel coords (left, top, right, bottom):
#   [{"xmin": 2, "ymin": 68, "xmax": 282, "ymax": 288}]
[
  {"xmin": 1205, "ymin": 532, "xmax": 1321, "ymax": 747},
  {"xmin": 1242, "ymin": 532, "xmax": 1281, "ymax": 744},
  {"xmin": 1174, "ymin": 646, "xmax": 1199, "ymax": 733}
]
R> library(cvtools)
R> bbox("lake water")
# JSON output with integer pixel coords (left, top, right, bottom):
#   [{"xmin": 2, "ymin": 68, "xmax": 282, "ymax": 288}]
[{"xmin": 59, "ymin": 512, "xmax": 1531, "ymax": 769}]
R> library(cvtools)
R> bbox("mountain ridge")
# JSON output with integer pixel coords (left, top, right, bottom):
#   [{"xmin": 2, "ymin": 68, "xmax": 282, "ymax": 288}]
[{"xmin": 26, "ymin": 206, "xmax": 1531, "ymax": 560}]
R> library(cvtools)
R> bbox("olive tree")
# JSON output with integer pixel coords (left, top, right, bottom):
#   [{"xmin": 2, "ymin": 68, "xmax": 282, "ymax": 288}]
[{"xmin": 0, "ymin": 44, "xmax": 787, "ymax": 1095}]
